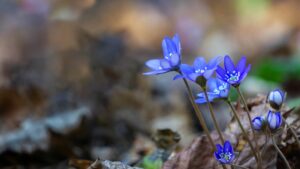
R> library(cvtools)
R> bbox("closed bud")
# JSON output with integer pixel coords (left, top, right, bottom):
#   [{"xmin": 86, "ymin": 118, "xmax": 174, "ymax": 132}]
[
  {"xmin": 267, "ymin": 111, "xmax": 282, "ymax": 130},
  {"xmin": 267, "ymin": 89, "xmax": 285, "ymax": 110},
  {"xmin": 252, "ymin": 116, "xmax": 265, "ymax": 131}
]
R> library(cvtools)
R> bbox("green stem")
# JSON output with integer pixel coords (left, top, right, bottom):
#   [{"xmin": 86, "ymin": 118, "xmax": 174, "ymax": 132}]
[
  {"xmin": 226, "ymin": 100, "xmax": 260, "ymax": 167},
  {"xmin": 203, "ymin": 88, "xmax": 225, "ymax": 144},
  {"xmin": 182, "ymin": 79, "xmax": 227, "ymax": 169},
  {"xmin": 271, "ymin": 135, "xmax": 292, "ymax": 169},
  {"xmin": 282, "ymin": 117, "xmax": 300, "ymax": 149},
  {"xmin": 235, "ymin": 86, "xmax": 262, "ymax": 169}
]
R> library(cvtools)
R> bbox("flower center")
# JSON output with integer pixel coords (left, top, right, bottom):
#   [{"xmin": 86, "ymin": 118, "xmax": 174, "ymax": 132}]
[
  {"xmin": 195, "ymin": 67, "xmax": 207, "ymax": 74},
  {"xmin": 220, "ymin": 152, "xmax": 232, "ymax": 162},
  {"xmin": 218, "ymin": 83, "xmax": 227, "ymax": 91},
  {"xmin": 226, "ymin": 71, "xmax": 240, "ymax": 83}
]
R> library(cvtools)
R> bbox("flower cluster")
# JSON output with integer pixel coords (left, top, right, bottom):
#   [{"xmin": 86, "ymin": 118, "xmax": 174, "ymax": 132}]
[
  {"xmin": 143, "ymin": 33, "xmax": 292, "ymax": 167},
  {"xmin": 252, "ymin": 89, "xmax": 285, "ymax": 132},
  {"xmin": 143, "ymin": 33, "xmax": 254, "ymax": 164}
]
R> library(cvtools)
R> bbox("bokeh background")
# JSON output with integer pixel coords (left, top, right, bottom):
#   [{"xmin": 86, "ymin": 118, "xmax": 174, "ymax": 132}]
[{"xmin": 0, "ymin": 0, "xmax": 299, "ymax": 168}]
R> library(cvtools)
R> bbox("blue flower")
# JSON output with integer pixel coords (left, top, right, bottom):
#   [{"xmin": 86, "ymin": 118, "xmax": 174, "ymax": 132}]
[
  {"xmin": 143, "ymin": 34, "xmax": 181, "ymax": 75},
  {"xmin": 216, "ymin": 55, "xmax": 251, "ymax": 87},
  {"xmin": 252, "ymin": 116, "xmax": 265, "ymax": 131},
  {"xmin": 195, "ymin": 78, "xmax": 230, "ymax": 104},
  {"xmin": 214, "ymin": 140, "xmax": 235, "ymax": 164},
  {"xmin": 267, "ymin": 111, "xmax": 282, "ymax": 130},
  {"xmin": 175, "ymin": 56, "xmax": 222, "ymax": 82},
  {"xmin": 267, "ymin": 89, "xmax": 285, "ymax": 110}
]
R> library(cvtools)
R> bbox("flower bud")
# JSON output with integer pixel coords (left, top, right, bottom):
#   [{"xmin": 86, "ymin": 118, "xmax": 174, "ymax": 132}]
[
  {"xmin": 267, "ymin": 89, "xmax": 285, "ymax": 110},
  {"xmin": 252, "ymin": 116, "xmax": 265, "ymax": 130},
  {"xmin": 267, "ymin": 111, "xmax": 282, "ymax": 130}
]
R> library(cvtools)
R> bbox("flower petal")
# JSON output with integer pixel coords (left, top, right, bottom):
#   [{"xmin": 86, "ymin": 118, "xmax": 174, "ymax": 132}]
[
  {"xmin": 239, "ymin": 64, "xmax": 251, "ymax": 82},
  {"xmin": 203, "ymin": 69, "xmax": 215, "ymax": 79},
  {"xmin": 172, "ymin": 34, "xmax": 181, "ymax": 54},
  {"xmin": 169, "ymin": 53, "xmax": 180, "ymax": 66},
  {"xmin": 275, "ymin": 112, "xmax": 282, "ymax": 127},
  {"xmin": 180, "ymin": 64, "xmax": 194, "ymax": 75},
  {"xmin": 162, "ymin": 39, "xmax": 169, "ymax": 57},
  {"xmin": 208, "ymin": 56, "xmax": 223, "ymax": 69},
  {"xmin": 195, "ymin": 92, "xmax": 218, "ymax": 104},
  {"xmin": 160, "ymin": 59, "xmax": 172, "ymax": 69},
  {"xmin": 165, "ymin": 37, "xmax": 177, "ymax": 54},
  {"xmin": 216, "ymin": 66, "xmax": 227, "ymax": 80},
  {"xmin": 207, "ymin": 78, "xmax": 218, "ymax": 91},
  {"xmin": 223, "ymin": 140, "xmax": 233, "ymax": 154},
  {"xmin": 267, "ymin": 111, "xmax": 277, "ymax": 129},
  {"xmin": 193, "ymin": 57, "xmax": 206, "ymax": 70},
  {"xmin": 224, "ymin": 55, "xmax": 236, "ymax": 72},
  {"xmin": 145, "ymin": 59, "xmax": 162, "ymax": 70},
  {"xmin": 252, "ymin": 116, "xmax": 264, "ymax": 130},
  {"xmin": 236, "ymin": 56, "xmax": 247, "ymax": 73},
  {"xmin": 215, "ymin": 144, "xmax": 223, "ymax": 154},
  {"xmin": 143, "ymin": 69, "xmax": 170, "ymax": 75}
]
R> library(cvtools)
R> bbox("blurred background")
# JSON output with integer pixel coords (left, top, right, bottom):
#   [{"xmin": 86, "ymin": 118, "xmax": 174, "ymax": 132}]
[{"xmin": 0, "ymin": 0, "xmax": 299, "ymax": 168}]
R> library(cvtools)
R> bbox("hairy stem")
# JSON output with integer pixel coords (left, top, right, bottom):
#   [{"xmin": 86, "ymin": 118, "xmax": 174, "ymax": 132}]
[
  {"xmin": 182, "ymin": 79, "xmax": 227, "ymax": 169},
  {"xmin": 282, "ymin": 117, "xmax": 300, "ymax": 149},
  {"xmin": 226, "ymin": 100, "xmax": 260, "ymax": 167},
  {"xmin": 235, "ymin": 86, "xmax": 262, "ymax": 169},
  {"xmin": 203, "ymin": 88, "xmax": 225, "ymax": 144},
  {"xmin": 182, "ymin": 79, "xmax": 215, "ymax": 148},
  {"xmin": 271, "ymin": 135, "xmax": 292, "ymax": 169}
]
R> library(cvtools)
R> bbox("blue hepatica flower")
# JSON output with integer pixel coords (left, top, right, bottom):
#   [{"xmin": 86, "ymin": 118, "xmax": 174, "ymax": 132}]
[
  {"xmin": 175, "ymin": 56, "xmax": 222, "ymax": 82},
  {"xmin": 195, "ymin": 78, "xmax": 230, "ymax": 104},
  {"xmin": 267, "ymin": 111, "xmax": 282, "ymax": 130},
  {"xmin": 214, "ymin": 140, "xmax": 235, "ymax": 164},
  {"xmin": 143, "ymin": 34, "xmax": 181, "ymax": 75},
  {"xmin": 216, "ymin": 55, "xmax": 251, "ymax": 87},
  {"xmin": 267, "ymin": 89, "xmax": 285, "ymax": 110},
  {"xmin": 252, "ymin": 116, "xmax": 265, "ymax": 131}
]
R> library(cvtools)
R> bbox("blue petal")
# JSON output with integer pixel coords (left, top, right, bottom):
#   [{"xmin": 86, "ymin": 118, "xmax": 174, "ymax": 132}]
[
  {"xmin": 145, "ymin": 59, "xmax": 162, "ymax": 70},
  {"xmin": 165, "ymin": 37, "xmax": 177, "ymax": 54},
  {"xmin": 267, "ymin": 111, "xmax": 277, "ymax": 129},
  {"xmin": 224, "ymin": 55, "xmax": 236, "ymax": 72},
  {"xmin": 239, "ymin": 64, "xmax": 251, "ymax": 82},
  {"xmin": 195, "ymin": 92, "xmax": 218, "ymax": 104},
  {"xmin": 180, "ymin": 64, "xmax": 194, "ymax": 74},
  {"xmin": 208, "ymin": 56, "xmax": 223, "ymax": 69},
  {"xmin": 228, "ymin": 154, "xmax": 235, "ymax": 163},
  {"xmin": 187, "ymin": 73, "xmax": 199, "ymax": 81},
  {"xmin": 236, "ymin": 56, "xmax": 247, "ymax": 73},
  {"xmin": 162, "ymin": 39, "xmax": 169, "ymax": 57},
  {"xmin": 193, "ymin": 57, "xmax": 206, "ymax": 70},
  {"xmin": 223, "ymin": 140, "xmax": 233, "ymax": 154},
  {"xmin": 143, "ymin": 69, "xmax": 170, "ymax": 75},
  {"xmin": 207, "ymin": 78, "xmax": 218, "ymax": 91},
  {"xmin": 215, "ymin": 144, "xmax": 223, "ymax": 154},
  {"xmin": 214, "ymin": 151, "xmax": 222, "ymax": 162},
  {"xmin": 169, "ymin": 53, "xmax": 180, "ymax": 66},
  {"xmin": 216, "ymin": 66, "xmax": 227, "ymax": 80},
  {"xmin": 252, "ymin": 116, "xmax": 264, "ymax": 130},
  {"xmin": 160, "ymin": 59, "xmax": 172, "ymax": 69},
  {"xmin": 203, "ymin": 69, "xmax": 215, "ymax": 79},
  {"xmin": 275, "ymin": 112, "xmax": 282, "ymax": 128},
  {"xmin": 172, "ymin": 34, "xmax": 181, "ymax": 54},
  {"xmin": 219, "ymin": 89, "xmax": 229, "ymax": 98}
]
